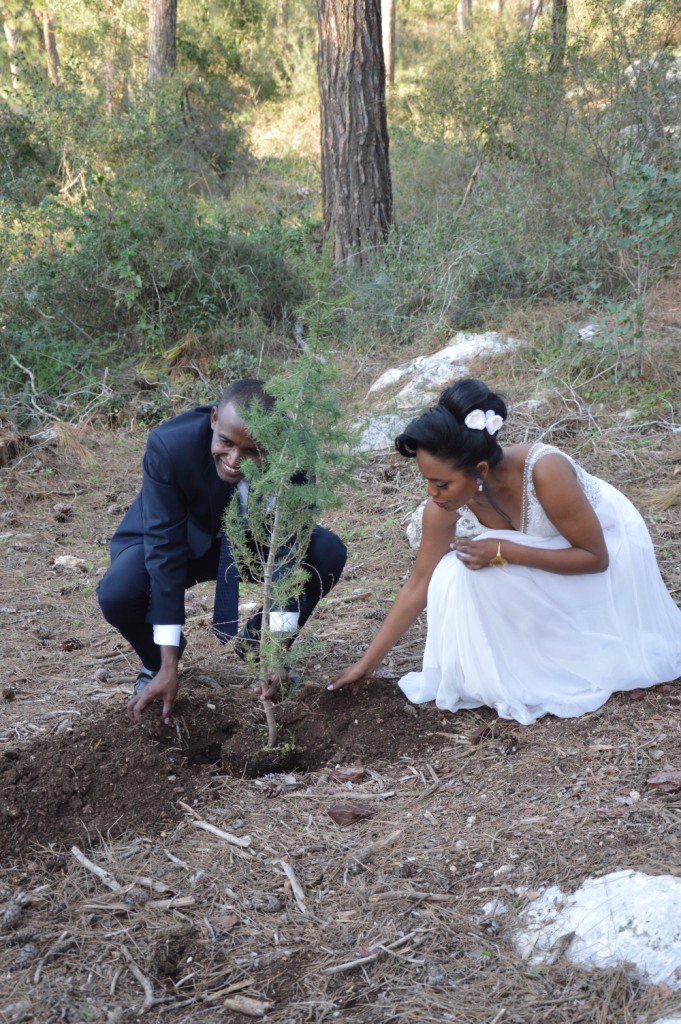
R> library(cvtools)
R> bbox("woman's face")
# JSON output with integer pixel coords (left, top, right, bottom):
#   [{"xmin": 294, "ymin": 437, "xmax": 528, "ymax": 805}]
[{"xmin": 416, "ymin": 449, "xmax": 479, "ymax": 512}]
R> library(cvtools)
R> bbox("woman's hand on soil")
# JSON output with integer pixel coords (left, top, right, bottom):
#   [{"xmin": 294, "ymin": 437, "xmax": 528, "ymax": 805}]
[{"xmin": 327, "ymin": 662, "xmax": 373, "ymax": 696}]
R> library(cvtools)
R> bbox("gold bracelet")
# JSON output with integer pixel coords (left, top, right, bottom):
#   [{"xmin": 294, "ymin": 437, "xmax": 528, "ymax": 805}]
[{"xmin": 488, "ymin": 541, "xmax": 508, "ymax": 567}]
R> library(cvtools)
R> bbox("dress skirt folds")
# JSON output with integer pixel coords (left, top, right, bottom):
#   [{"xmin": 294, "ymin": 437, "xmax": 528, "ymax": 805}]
[{"xmin": 398, "ymin": 476, "xmax": 681, "ymax": 725}]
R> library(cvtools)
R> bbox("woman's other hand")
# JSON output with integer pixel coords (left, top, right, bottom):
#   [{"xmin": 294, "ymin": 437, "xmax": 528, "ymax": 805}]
[{"xmin": 327, "ymin": 661, "xmax": 374, "ymax": 696}]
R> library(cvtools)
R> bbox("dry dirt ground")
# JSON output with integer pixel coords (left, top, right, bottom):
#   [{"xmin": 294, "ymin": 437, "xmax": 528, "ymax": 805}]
[{"xmin": 1, "ymin": 361, "xmax": 681, "ymax": 1024}]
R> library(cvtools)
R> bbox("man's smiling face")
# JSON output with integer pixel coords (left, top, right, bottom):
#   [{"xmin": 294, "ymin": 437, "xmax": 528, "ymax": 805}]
[{"xmin": 210, "ymin": 401, "xmax": 262, "ymax": 484}]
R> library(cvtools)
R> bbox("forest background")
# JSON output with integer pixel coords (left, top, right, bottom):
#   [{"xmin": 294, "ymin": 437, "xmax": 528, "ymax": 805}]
[
  {"xmin": 2, "ymin": 4, "xmax": 681, "ymax": 1021},
  {"xmin": 1, "ymin": 0, "xmax": 681, "ymax": 428}
]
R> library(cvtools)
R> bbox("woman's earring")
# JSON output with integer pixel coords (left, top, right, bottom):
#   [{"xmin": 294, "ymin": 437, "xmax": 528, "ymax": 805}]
[{"xmin": 477, "ymin": 478, "xmax": 484, "ymax": 492}]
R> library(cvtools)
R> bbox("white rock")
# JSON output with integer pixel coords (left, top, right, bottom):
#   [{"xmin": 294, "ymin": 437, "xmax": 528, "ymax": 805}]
[
  {"xmin": 53, "ymin": 555, "xmax": 87, "ymax": 570},
  {"xmin": 356, "ymin": 414, "xmax": 410, "ymax": 453},
  {"xmin": 406, "ymin": 500, "xmax": 481, "ymax": 550},
  {"xmin": 368, "ymin": 333, "xmax": 519, "ymax": 398},
  {"xmin": 516, "ymin": 870, "xmax": 681, "ymax": 988},
  {"xmin": 482, "ymin": 899, "xmax": 508, "ymax": 918},
  {"xmin": 406, "ymin": 501, "xmax": 427, "ymax": 549}
]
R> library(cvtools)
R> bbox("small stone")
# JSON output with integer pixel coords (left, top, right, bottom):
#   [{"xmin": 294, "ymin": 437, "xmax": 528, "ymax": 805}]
[
  {"xmin": 246, "ymin": 893, "xmax": 283, "ymax": 913},
  {"xmin": 53, "ymin": 555, "xmax": 87, "ymax": 570},
  {"xmin": 94, "ymin": 668, "xmax": 109, "ymax": 683}
]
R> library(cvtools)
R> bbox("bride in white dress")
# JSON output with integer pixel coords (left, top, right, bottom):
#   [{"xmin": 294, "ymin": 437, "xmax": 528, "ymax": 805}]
[{"xmin": 329, "ymin": 379, "xmax": 681, "ymax": 724}]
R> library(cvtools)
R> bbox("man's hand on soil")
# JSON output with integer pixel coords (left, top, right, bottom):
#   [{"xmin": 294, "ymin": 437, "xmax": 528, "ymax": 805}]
[
  {"xmin": 254, "ymin": 671, "xmax": 286, "ymax": 703},
  {"xmin": 127, "ymin": 671, "xmax": 178, "ymax": 726}
]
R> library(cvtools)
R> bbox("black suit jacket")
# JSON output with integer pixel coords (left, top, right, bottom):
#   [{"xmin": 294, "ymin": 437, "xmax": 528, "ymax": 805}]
[{"xmin": 111, "ymin": 406, "xmax": 235, "ymax": 625}]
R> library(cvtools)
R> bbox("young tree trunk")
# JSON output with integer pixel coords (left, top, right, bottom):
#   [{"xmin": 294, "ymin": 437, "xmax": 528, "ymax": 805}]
[
  {"xmin": 147, "ymin": 0, "xmax": 176, "ymax": 87},
  {"xmin": 3, "ymin": 18, "xmax": 21, "ymax": 90},
  {"xmin": 458, "ymin": 0, "xmax": 472, "ymax": 32},
  {"xmin": 316, "ymin": 0, "xmax": 393, "ymax": 266},
  {"xmin": 382, "ymin": 0, "xmax": 395, "ymax": 87},
  {"xmin": 37, "ymin": 10, "xmax": 60, "ymax": 87},
  {"xmin": 549, "ymin": 0, "xmax": 567, "ymax": 71}
]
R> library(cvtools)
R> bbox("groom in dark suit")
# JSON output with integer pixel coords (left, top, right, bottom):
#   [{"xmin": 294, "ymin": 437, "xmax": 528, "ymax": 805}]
[{"xmin": 97, "ymin": 378, "xmax": 347, "ymax": 725}]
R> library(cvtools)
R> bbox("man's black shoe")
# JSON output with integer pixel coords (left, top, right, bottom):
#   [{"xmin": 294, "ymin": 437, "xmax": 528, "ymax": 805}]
[
  {"xmin": 233, "ymin": 615, "xmax": 262, "ymax": 663},
  {"xmin": 133, "ymin": 666, "xmax": 157, "ymax": 696}
]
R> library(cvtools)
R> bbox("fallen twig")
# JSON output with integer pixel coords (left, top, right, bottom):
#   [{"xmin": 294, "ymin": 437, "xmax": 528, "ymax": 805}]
[
  {"xmin": 177, "ymin": 799, "xmax": 203, "ymax": 820},
  {"xmin": 70, "ymin": 846, "xmax": 122, "ymax": 892},
  {"xmin": 285, "ymin": 790, "xmax": 395, "ymax": 801},
  {"xmin": 352, "ymin": 829, "xmax": 402, "ymax": 865},
  {"xmin": 325, "ymin": 931, "xmax": 418, "ymax": 974},
  {"xmin": 223, "ymin": 994, "xmax": 274, "ymax": 1017},
  {"xmin": 191, "ymin": 820, "xmax": 253, "ymax": 849},
  {"xmin": 122, "ymin": 945, "xmax": 155, "ymax": 1013},
  {"xmin": 273, "ymin": 859, "xmax": 308, "ymax": 914}
]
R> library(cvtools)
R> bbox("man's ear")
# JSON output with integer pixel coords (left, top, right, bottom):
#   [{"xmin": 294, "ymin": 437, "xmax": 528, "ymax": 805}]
[{"xmin": 210, "ymin": 406, "xmax": 218, "ymax": 428}]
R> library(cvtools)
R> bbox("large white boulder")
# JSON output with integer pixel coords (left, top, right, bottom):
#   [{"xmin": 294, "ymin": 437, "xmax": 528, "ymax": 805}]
[
  {"xmin": 516, "ymin": 870, "xmax": 681, "ymax": 989},
  {"xmin": 368, "ymin": 332, "xmax": 519, "ymax": 411}
]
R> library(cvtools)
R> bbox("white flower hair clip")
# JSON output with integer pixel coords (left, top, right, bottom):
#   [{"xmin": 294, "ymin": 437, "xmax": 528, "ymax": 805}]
[{"xmin": 463, "ymin": 408, "xmax": 504, "ymax": 435}]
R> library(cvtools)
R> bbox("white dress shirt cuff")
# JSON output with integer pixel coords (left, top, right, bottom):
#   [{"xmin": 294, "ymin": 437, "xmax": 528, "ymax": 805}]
[
  {"xmin": 154, "ymin": 624, "xmax": 182, "ymax": 647},
  {"xmin": 269, "ymin": 611, "xmax": 299, "ymax": 633}
]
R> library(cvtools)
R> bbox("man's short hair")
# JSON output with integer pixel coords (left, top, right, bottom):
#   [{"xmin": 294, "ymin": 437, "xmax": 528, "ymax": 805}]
[{"xmin": 217, "ymin": 378, "xmax": 275, "ymax": 413}]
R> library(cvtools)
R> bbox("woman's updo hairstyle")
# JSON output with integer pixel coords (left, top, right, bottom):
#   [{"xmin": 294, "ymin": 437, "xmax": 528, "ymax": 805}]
[{"xmin": 395, "ymin": 378, "xmax": 507, "ymax": 472}]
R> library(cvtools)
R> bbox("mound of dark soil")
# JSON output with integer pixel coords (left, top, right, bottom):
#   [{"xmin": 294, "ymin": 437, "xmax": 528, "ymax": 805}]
[
  {"xmin": 0, "ymin": 680, "xmax": 453, "ymax": 863},
  {"xmin": 221, "ymin": 678, "xmax": 446, "ymax": 776}
]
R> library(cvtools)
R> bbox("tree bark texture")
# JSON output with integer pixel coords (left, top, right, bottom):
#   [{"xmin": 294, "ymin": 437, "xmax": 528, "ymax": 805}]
[
  {"xmin": 316, "ymin": 0, "xmax": 393, "ymax": 266},
  {"xmin": 549, "ymin": 0, "xmax": 567, "ymax": 70},
  {"xmin": 382, "ymin": 0, "xmax": 395, "ymax": 87},
  {"xmin": 37, "ymin": 11, "xmax": 60, "ymax": 87},
  {"xmin": 147, "ymin": 0, "xmax": 176, "ymax": 86},
  {"xmin": 3, "ymin": 18, "xmax": 21, "ymax": 90},
  {"xmin": 458, "ymin": 0, "xmax": 472, "ymax": 32}
]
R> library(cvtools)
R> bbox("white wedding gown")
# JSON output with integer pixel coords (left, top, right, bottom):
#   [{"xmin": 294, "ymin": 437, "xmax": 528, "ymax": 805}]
[{"xmin": 398, "ymin": 443, "xmax": 681, "ymax": 725}]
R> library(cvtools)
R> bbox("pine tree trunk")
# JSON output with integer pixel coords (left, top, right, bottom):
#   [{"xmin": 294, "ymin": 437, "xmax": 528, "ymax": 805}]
[
  {"xmin": 147, "ymin": 0, "xmax": 177, "ymax": 87},
  {"xmin": 458, "ymin": 0, "xmax": 472, "ymax": 32},
  {"xmin": 37, "ymin": 11, "xmax": 60, "ymax": 87},
  {"xmin": 316, "ymin": 0, "xmax": 393, "ymax": 267},
  {"xmin": 549, "ymin": 0, "xmax": 567, "ymax": 70},
  {"xmin": 382, "ymin": 0, "xmax": 395, "ymax": 87},
  {"xmin": 3, "ymin": 18, "xmax": 21, "ymax": 90}
]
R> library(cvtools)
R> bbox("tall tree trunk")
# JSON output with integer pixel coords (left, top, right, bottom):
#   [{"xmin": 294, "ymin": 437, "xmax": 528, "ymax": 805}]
[
  {"xmin": 497, "ymin": 0, "xmax": 504, "ymax": 15},
  {"xmin": 316, "ymin": 0, "xmax": 393, "ymax": 267},
  {"xmin": 458, "ymin": 0, "xmax": 472, "ymax": 32},
  {"xmin": 3, "ymin": 17, "xmax": 21, "ymax": 90},
  {"xmin": 103, "ymin": 5, "xmax": 131, "ymax": 115},
  {"xmin": 147, "ymin": 0, "xmax": 176, "ymax": 87},
  {"xmin": 549, "ymin": 0, "xmax": 567, "ymax": 71},
  {"xmin": 382, "ymin": 0, "xmax": 395, "ymax": 87},
  {"xmin": 36, "ymin": 10, "xmax": 60, "ymax": 87}
]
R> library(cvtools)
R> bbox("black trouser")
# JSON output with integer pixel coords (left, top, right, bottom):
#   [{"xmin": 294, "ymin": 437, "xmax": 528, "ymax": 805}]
[{"xmin": 97, "ymin": 526, "xmax": 347, "ymax": 671}]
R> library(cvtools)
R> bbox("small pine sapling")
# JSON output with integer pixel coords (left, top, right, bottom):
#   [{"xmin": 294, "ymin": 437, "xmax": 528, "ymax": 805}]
[{"xmin": 222, "ymin": 354, "xmax": 353, "ymax": 748}]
